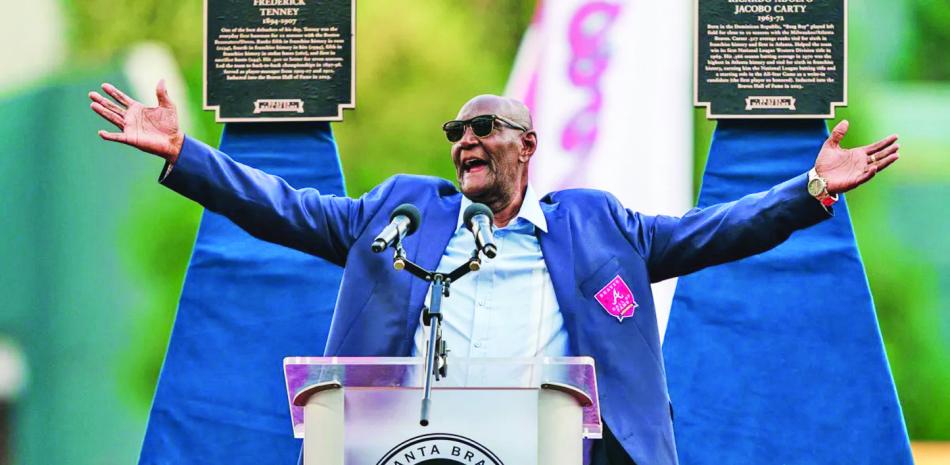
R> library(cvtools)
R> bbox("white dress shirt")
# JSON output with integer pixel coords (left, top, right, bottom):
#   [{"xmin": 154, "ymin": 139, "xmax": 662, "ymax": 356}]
[{"xmin": 411, "ymin": 186, "xmax": 569, "ymax": 385}]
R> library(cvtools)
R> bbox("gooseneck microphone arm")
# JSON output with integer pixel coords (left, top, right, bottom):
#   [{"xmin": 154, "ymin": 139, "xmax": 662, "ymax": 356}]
[
  {"xmin": 381, "ymin": 203, "xmax": 498, "ymax": 427},
  {"xmin": 391, "ymin": 239, "xmax": 484, "ymax": 427}
]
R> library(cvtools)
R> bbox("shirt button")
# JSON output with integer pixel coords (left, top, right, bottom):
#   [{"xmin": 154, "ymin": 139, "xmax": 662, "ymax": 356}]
[{"xmin": 474, "ymin": 342, "xmax": 482, "ymax": 348}]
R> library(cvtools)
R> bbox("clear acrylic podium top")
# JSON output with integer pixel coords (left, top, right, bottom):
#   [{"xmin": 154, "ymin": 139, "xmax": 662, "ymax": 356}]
[{"xmin": 284, "ymin": 356, "xmax": 602, "ymax": 439}]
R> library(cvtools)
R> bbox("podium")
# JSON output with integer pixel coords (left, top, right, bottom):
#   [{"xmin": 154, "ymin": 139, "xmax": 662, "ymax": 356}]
[{"xmin": 284, "ymin": 357, "xmax": 602, "ymax": 465}]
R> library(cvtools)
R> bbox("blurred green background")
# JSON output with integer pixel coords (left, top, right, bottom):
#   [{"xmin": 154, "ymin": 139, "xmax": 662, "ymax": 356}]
[{"xmin": 0, "ymin": 0, "xmax": 946, "ymax": 464}]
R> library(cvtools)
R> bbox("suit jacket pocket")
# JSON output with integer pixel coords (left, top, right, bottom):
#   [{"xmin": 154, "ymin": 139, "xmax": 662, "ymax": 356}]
[
  {"xmin": 578, "ymin": 255, "xmax": 664, "ymax": 369},
  {"xmin": 580, "ymin": 256, "xmax": 623, "ymax": 298}
]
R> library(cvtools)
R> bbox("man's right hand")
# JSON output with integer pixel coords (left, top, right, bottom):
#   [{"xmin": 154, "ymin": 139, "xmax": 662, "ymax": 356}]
[{"xmin": 89, "ymin": 80, "xmax": 184, "ymax": 164}]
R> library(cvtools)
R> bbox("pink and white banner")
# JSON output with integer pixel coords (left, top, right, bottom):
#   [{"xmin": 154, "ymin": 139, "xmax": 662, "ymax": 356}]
[{"xmin": 506, "ymin": 0, "xmax": 693, "ymax": 340}]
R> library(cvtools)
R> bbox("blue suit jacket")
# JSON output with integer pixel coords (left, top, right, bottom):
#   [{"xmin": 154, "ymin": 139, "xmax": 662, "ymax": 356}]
[{"xmin": 162, "ymin": 136, "xmax": 829, "ymax": 465}]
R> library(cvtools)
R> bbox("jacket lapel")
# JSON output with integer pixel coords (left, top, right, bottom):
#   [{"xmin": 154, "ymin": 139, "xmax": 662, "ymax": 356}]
[{"xmin": 537, "ymin": 200, "xmax": 582, "ymax": 355}]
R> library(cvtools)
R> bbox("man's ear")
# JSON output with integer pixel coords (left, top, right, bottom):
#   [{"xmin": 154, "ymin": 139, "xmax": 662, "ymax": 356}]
[{"xmin": 520, "ymin": 130, "xmax": 538, "ymax": 163}]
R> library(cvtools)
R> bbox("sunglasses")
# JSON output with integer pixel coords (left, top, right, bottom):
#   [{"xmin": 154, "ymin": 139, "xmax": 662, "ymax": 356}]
[{"xmin": 442, "ymin": 114, "xmax": 528, "ymax": 142}]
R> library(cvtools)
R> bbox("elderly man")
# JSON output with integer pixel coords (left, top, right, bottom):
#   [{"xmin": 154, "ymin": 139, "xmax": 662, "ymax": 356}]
[{"xmin": 89, "ymin": 81, "xmax": 898, "ymax": 465}]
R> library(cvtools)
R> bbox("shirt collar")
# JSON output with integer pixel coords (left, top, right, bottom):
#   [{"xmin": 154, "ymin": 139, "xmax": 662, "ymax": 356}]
[{"xmin": 456, "ymin": 185, "xmax": 548, "ymax": 233}]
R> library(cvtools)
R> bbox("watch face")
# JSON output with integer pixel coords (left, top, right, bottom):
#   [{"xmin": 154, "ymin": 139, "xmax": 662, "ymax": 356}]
[{"xmin": 808, "ymin": 178, "xmax": 825, "ymax": 196}]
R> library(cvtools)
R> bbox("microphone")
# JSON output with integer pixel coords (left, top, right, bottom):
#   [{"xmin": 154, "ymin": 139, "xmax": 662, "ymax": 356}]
[
  {"xmin": 371, "ymin": 204, "xmax": 422, "ymax": 253},
  {"xmin": 463, "ymin": 203, "xmax": 497, "ymax": 258}
]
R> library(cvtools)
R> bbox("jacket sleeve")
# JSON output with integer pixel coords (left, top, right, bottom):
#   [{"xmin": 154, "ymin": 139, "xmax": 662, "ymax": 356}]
[
  {"xmin": 610, "ymin": 173, "xmax": 832, "ymax": 283},
  {"xmin": 159, "ymin": 135, "xmax": 392, "ymax": 266}
]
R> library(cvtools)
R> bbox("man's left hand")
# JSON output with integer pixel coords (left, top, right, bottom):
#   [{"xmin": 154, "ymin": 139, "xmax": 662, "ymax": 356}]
[{"xmin": 815, "ymin": 120, "xmax": 900, "ymax": 194}]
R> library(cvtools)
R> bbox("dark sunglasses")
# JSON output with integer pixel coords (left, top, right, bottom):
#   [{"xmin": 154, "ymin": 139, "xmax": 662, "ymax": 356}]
[{"xmin": 442, "ymin": 114, "xmax": 528, "ymax": 142}]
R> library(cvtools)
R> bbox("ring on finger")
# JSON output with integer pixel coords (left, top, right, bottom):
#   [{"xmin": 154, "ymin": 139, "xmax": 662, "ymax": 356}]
[{"xmin": 869, "ymin": 154, "xmax": 877, "ymax": 163}]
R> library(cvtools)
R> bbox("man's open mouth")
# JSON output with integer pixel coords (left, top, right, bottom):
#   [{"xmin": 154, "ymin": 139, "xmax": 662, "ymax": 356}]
[{"xmin": 462, "ymin": 158, "xmax": 489, "ymax": 173}]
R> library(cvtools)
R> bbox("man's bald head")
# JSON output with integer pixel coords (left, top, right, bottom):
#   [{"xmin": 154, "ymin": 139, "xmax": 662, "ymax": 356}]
[
  {"xmin": 456, "ymin": 94, "xmax": 533, "ymax": 131},
  {"xmin": 449, "ymin": 94, "xmax": 538, "ymax": 226}
]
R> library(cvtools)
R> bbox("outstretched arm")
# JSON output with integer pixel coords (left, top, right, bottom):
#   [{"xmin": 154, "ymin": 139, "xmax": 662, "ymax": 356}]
[
  {"xmin": 89, "ymin": 80, "xmax": 184, "ymax": 163},
  {"xmin": 617, "ymin": 121, "xmax": 900, "ymax": 282},
  {"xmin": 160, "ymin": 136, "xmax": 388, "ymax": 265},
  {"xmin": 88, "ymin": 81, "xmax": 375, "ymax": 265}
]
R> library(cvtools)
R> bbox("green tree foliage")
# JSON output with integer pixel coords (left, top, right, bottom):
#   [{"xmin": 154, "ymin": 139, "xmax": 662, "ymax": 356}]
[
  {"xmin": 908, "ymin": 0, "xmax": 950, "ymax": 80},
  {"xmin": 63, "ymin": 0, "xmax": 217, "ymax": 142}
]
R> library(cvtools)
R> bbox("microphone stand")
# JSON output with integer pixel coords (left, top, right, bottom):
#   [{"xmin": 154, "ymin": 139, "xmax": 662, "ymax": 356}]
[{"xmin": 390, "ymin": 238, "xmax": 486, "ymax": 426}]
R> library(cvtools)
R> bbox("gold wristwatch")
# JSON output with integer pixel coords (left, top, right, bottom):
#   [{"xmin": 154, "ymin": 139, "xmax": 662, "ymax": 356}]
[{"xmin": 807, "ymin": 168, "xmax": 838, "ymax": 208}]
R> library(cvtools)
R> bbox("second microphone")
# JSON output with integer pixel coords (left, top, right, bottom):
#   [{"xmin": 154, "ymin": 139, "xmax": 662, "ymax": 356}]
[
  {"xmin": 463, "ymin": 203, "xmax": 497, "ymax": 258},
  {"xmin": 372, "ymin": 203, "xmax": 422, "ymax": 252}
]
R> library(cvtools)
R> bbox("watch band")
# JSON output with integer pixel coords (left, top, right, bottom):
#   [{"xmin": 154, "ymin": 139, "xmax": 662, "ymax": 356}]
[{"xmin": 820, "ymin": 192, "xmax": 838, "ymax": 207}]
